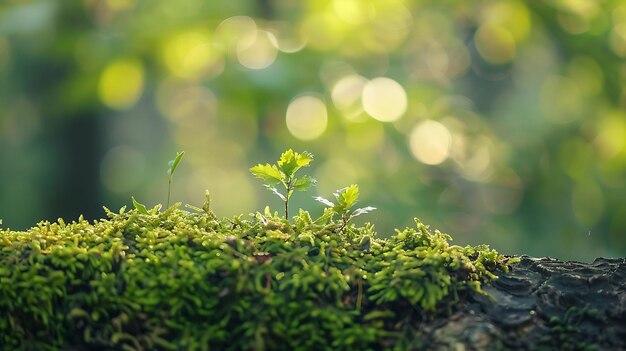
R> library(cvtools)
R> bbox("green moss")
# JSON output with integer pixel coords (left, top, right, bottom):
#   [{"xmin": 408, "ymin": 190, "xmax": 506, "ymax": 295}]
[
  {"xmin": 539, "ymin": 305, "xmax": 600, "ymax": 351},
  {"xmin": 0, "ymin": 203, "xmax": 516, "ymax": 350}
]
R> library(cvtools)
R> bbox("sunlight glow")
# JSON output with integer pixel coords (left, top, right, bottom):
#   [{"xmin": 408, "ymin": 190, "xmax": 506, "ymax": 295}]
[
  {"xmin": 362, "ymin": 77, "xmax": 407, "ymax": 122},
  {"xmin": 286, "ymin": 95, "xmax": 328, "ymax": 140},
  {"xmin": 333, "ymin": 0, "xmax": 372, "ymax": 25},
  {"xmin": 331, "ymin": 74, "xmax": 367, "ymax": 119},
  {"xmin": 162, "ymin": 31, "xmax": 223, "ymax": 80},
  {"xmin": 409, "ymin": 120, "xmax": 451, "ymax": 165},
  {"xmin": 98, "ymin": 59, "xmax": 144, "ymax": 110},
  {"xmin": 215, "ymin": 16, "xmax": 257, "ymax": 51},
  {"xmin": 237, "ymin": 30, "xmax": 278, "ymax": 70}
]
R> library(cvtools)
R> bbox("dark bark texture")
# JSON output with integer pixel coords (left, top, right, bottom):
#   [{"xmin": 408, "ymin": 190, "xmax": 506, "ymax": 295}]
[{"xmin": 429, "ymin": 257, "xmax": 626, "ymax": 350}]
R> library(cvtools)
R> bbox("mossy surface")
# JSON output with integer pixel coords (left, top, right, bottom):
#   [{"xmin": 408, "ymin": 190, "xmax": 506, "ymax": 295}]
[{"xmin": 0, "ymin": 204, "xmax": 516, "ymax": 350}]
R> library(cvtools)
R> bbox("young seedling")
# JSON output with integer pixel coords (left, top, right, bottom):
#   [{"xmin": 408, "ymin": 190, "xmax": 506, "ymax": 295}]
[
  {"xmin": 315, "ymin": 184, "xmax": 376, "ymax": 232},
  {"xmin": 131, "ymin": 196, "xmax": 149, "ymax": 214},
  {"xmin": 250, "ymin": 149, "xmax": 316, "ymax": 219},
  {"xmin": 167, "ymin": 151, "xmax": 185, "ymax": 208}
]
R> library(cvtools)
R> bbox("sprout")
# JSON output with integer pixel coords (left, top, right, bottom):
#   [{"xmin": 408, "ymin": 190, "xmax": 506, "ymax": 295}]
[
  {"xmin": 315, "ymin": 184, "xmax": 376, "ymax": 232},
  {"xmin": 167, "ymin": 151, "xmax": 185, "ymax": 208},
  {"xmin": 250, "ymin": 149, "xmax": 316, "ymax": 219}
]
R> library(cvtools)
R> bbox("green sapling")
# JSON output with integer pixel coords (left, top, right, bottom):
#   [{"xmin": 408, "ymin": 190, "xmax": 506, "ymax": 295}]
[
  {"xmin": 167, "ymin": 151, "xmax": 185, "ymax": 208},
  {"xmin": 250, "ymin": 149, "xmax": 316, "ymax": 219},
  {"xmin": 315, "ymin": 184, "xmax": 376, "ymax": 232}
]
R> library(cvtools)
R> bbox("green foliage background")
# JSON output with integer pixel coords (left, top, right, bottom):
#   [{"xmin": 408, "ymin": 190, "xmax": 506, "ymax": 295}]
[{"xmin": 1, "ymin": 0, "xmax": 625, "ymax": 261}]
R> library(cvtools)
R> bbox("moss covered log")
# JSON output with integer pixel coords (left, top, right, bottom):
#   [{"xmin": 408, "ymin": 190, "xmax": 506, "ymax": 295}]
[{"xmin": 0, "ymin": 203, "xmax": 514, "ymax": 350}]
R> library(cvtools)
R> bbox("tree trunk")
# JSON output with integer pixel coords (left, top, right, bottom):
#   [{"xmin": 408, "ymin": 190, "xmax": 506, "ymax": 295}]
[{"xmin": 429, "ymin": 256, "xmax": 626, "ymax": 350}]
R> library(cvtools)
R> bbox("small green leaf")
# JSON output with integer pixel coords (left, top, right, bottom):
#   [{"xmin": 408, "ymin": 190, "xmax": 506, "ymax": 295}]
[
  {"xmin": 131, "ymin": 196, "xmax": 148, "ymax": 214},
  {"xmin": 314, "ymin": 196, "xmax": 334, "ymax": 207},
  {"xmin": 277, "ymin": 149, "xmax": 295, "ymax": 174},
  {"xmin": 250, "ymin": 164, "xmax": 283, "ymax": 184},
  {"xmin": 277, "ymin": 149, "xmax": 297, "ymax": 176},
  {"xmin": 264, "ymin": 185, "xmax": 286, "ymax": 201},
  {"xmin": 336, "ymin": 184, "xmax": 359, "ymax": 209},
  {"xmin": 167, "ymin": 151, "xmax": 185, "ymax": 176},
  {"xmin": 352, "ymin": 206, "xmax": 376, "ymax": 217},
  {"xmin": 277, "ymin": 149, "xmax": 313, "ymax": 177},
  {"xmin": 316, "ymin": 207, "xmax": 335, "ymax": 223},
  {"xmin": 292, "ymin": 175, "xmax": 316, "ymax": 191},
  {"xmin": 295, "ymin": 151, "xmax": 313, "ymax": 167}
]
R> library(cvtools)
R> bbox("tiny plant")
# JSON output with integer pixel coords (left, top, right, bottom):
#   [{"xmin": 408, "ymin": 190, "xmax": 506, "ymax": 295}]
[
  {"xmin": 250, "ymin": 149, "xmax": 316, "ymax": 219},
  {"xmin": 167, "ymin": 151, "xmax": 185, "ymax": 208},
  {"xmin": 131, "ymin": 196, "xmax": 148, "ymax": 214},
  {"xmin": 315, "ymin": 184, "xmax": 376, "ymax": 232}
]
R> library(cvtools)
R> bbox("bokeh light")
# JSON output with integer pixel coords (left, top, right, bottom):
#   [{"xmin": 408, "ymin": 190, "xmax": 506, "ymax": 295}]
[
  {"xmin": 98, "ymin": 59, "xmax": 144, "ymax": 109},
  {"xmin": 333, "ymin": 0, "xmax": 372, "ymax": 25},
  {"xmin": 286, "ymin": 95, "xmax": 328, "ymax": 140},
  {"xmin": 215, "ymin": 16, "xmax": 257, "ymax": 53},
  {"xmin": 593, "ymin": 112, "xmax": 626, "ymax": 160},
  {"xmin": 409, "ymin": 120, "xmax": 452, "ymax": 166},
  {"xmin": 162, "ymin": 31, "xmax": 223, "ymax": 80},
  {"xmin": 299, "ymin": 12, "xmax": 345, "ymax": 51},
  {"xmin": 3, "ymin": 0, "xmax": 626, "ymax": 263},
  {"xmin": 331, "ymin": 74, "xmax": 367, "ymax": 120},
  {"xmin": 237, "ymin": 30, "xmax": 278, "ymax": 70},
  {"xmin": 362, "ymin": 77, "xmax": 407, "ymax": 122}
]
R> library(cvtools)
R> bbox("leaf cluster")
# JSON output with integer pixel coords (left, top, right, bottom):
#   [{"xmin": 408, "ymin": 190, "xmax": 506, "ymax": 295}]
[
  {"xmin": 315, "ymin": 184, "xmax": 376, "ymax": 228},
  {"xmin": 250, "ymin": 149, "xmax": 316, "ymax": 218}
]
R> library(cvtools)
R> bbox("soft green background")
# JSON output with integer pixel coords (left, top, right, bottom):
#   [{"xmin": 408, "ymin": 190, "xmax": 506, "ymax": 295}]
[{"xmin": 1, "ymin": 0, "xmax": 625, "ymax": 261}]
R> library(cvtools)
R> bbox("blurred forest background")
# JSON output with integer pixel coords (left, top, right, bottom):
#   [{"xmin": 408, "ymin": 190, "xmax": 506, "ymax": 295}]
[{"xmin": 1, "ymin": 0, "xmax": 625, "ymax": 261}]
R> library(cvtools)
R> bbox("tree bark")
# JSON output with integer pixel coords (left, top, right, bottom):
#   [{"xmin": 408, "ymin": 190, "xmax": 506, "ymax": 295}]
[{"xmin": 429, "ymin": 256, "xmax": 626, "ymax": 350}]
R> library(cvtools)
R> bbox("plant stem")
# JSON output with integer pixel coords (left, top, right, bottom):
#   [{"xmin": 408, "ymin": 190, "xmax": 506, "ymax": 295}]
[
  {"xmin": 284, "ymin": 186, "xmax": 291, "ymax": 219},
  {"xmin": 167, "ymin": 177, "xmax": 172, "ymax": 208},
  {"xmin": 284, "ymin": 178, "xmax": 292, "ymax": 219},
  {"xmin": 335, "ymin": 214, "xmax": 349, "ymax": 233}
]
